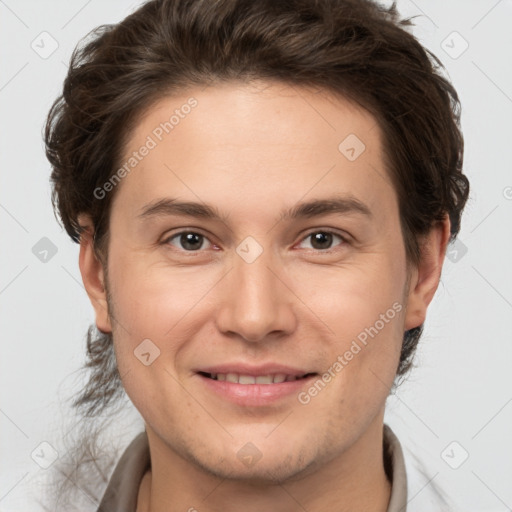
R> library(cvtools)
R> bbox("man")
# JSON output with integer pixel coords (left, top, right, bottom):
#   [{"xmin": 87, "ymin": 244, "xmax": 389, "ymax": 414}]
[{"xmin": 45, "ymin": 0, "xmax": 469, "ymax": 510}]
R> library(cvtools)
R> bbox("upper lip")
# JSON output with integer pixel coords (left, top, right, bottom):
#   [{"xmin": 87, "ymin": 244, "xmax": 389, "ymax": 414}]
[{"xmin": 195, "ymin": 363, "xmax": 315, "ymax": 377}]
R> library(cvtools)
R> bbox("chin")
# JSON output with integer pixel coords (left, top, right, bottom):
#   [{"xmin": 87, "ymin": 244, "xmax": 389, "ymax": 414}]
[
  {"xmin": 186, "ymin": 443, "xmax": 321, "ymax": 485},
  {"xmin": 206, "ymin": 459, "xmax": 314, "ymax": 485}
]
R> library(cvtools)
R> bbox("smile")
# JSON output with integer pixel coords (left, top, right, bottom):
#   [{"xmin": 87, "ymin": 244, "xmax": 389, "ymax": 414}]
[
  {"xmin": 199, "ymin": 372, "xmax": 315, "ymax": 384},
  {"xmin": 196, "ymin": 369, "xmax": 319, "ymax": 406}
]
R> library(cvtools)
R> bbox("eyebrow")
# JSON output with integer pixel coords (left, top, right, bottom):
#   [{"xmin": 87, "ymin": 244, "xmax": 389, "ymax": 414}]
[
  {"xmin": 281, "ymin": 195, "xmax": 372, "ymax": 221},
  {"xmin": 137, "ymin": 195, "xmax": 373, "ymax": 223}
]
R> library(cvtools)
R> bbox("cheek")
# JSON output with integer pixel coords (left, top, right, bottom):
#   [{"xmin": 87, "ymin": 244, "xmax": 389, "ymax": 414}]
[
  {"xmin": 296, "ymin": 278, "xmax": 405, "ymax": 430},
  {"xmin": 288, "ymin": 249, "xmax": 406, "ymax": 396},
  {"xmin": 106, "ymin": 254, "xmax": 226, "ymax": 410},
  {"xmin": 108, "ymin": 251, "xmax": 219, "ymax": 339},
  {"xmin": 288, "ymin": 245, "xmax": 406, "ymax": 335}
]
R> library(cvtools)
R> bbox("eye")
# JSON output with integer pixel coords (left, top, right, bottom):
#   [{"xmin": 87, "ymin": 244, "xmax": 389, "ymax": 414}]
[
  {"xmin": 297, "ymin": 231, "xmax": 347, "ymax": 251},
  {"xmin": 164, "ymin": 231, "xmax": 213, "ymax": 251}
]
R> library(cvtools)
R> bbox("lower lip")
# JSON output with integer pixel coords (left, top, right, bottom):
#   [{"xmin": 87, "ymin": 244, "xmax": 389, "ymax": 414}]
[{"xmin": 197, "ymin": 374, "xmax": 317, "ymax": 406}]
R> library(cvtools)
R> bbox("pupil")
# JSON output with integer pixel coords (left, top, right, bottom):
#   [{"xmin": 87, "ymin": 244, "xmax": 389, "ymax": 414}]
[
  {"xmin": 181, "ymin": 233, "xmax": 202, "ymax": 250},
  {"xmin": 311, "ymin": 232, "xmax": 332, "ymax": 250}
]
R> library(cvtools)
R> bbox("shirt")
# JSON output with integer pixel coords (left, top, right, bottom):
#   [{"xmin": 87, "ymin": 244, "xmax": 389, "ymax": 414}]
[{"xmin": 97, "ymin": 423, "xmax": 408, "ymax": 511}]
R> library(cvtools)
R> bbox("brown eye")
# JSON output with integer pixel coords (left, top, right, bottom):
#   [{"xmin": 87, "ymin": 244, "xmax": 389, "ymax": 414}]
[
  {"xmin": 298, "ymin": 231, "xmax": 346, "ymax": 251},
  {"xmin": 166, "ymin": 232, "xmax": 212, "ymax": 251}
]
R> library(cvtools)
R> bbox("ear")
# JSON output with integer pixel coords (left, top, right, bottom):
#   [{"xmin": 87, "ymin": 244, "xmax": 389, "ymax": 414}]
[
  {"xmin": 404, "ymin": 214, "xmax": 451, "ymax": 330},
  {"xmin": 77, "ymin": 214, "xmax": 112, "ymax": 334}
]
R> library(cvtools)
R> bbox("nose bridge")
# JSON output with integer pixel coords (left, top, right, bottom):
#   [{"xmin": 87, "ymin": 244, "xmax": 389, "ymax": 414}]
[{"xmin": 216, "ymin": 246, "xmax": 295, "ymax": 342}]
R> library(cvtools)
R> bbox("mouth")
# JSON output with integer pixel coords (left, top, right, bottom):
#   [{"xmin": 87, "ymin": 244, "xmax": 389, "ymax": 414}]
[
  {"xmin": 197, "ymin": 371, "xmax": 317, "ymax": 384},
  {"xmin": 195, "ymin": 368, "xmax": 319, "ymax": 406}
]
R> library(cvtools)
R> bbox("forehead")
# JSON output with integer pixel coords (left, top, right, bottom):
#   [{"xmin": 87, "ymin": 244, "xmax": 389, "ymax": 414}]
[{"xmin": 113, "ymin": 80, "xmax": 396, "ymax": 222}]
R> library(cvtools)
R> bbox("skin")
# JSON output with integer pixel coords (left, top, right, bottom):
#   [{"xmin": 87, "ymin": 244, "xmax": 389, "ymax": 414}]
[{"xmin": 78, "ymin": 80, "xmax": 451, "ymax": 512}]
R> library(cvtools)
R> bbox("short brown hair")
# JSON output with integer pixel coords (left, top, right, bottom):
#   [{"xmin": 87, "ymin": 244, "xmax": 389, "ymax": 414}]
[{"xmin": 45, "ymin": 0, "xmax": 469, "ymax": 416}]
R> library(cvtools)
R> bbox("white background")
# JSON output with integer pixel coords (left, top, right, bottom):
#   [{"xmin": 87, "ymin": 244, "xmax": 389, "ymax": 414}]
[{"xmin": 1, "ymin": 0, "xmax": 511, "ymax": 510}]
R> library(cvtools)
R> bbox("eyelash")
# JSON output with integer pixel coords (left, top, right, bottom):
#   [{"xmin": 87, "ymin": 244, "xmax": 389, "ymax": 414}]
[{"xmin": 161, "ymin": 229, "xmax": 349, "ymax": 254}]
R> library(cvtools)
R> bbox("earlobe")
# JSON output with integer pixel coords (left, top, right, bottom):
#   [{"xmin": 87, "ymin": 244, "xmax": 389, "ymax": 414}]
[
  {"xmin": 77, "ymin": 215, "xmax": 112, "ymax": 334},
  {"xmin": 404, "ymin": 215, "xmax": 451, "ymax": 331}
]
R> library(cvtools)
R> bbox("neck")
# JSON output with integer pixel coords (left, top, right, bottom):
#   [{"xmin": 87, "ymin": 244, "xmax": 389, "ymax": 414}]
[{"xmin": 138, "ymin": 417, "xmax": 392, "ymax": 512}]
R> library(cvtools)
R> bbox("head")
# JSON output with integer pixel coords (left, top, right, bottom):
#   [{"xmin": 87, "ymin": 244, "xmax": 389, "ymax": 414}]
[{"xmin": 46, "ymin": 0, "xmax": 468, "ymax": 486}]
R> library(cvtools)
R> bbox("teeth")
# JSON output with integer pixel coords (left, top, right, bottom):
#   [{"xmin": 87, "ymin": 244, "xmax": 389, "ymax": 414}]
[
  {"xmin": 256, "ymin": 375, "xmax": 273, "ymax": 384},
  {"xmin": 239, "ymin": 375, "xmax": 256, "ymax": 384},
  {"xmin": 208, "ymin": 372, "xmax": 305, "ymax": 384}
]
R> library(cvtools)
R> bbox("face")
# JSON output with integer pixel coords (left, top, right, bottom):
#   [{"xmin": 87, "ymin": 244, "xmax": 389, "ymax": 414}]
[{"xmin": 86, "ymin": 80, "xmax": 423, "ymax": 482}]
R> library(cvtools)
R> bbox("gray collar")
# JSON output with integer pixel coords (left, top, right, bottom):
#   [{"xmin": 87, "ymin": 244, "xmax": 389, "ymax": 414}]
[{"xmin": 384, "ymin": 424, "xmax": 408, "ymax": 511}]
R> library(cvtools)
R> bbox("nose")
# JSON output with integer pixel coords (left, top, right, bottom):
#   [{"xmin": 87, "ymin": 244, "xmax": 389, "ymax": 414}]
[{"xmin": 215, "ymin": 250, "xmax": 297, "ymax": 343}]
